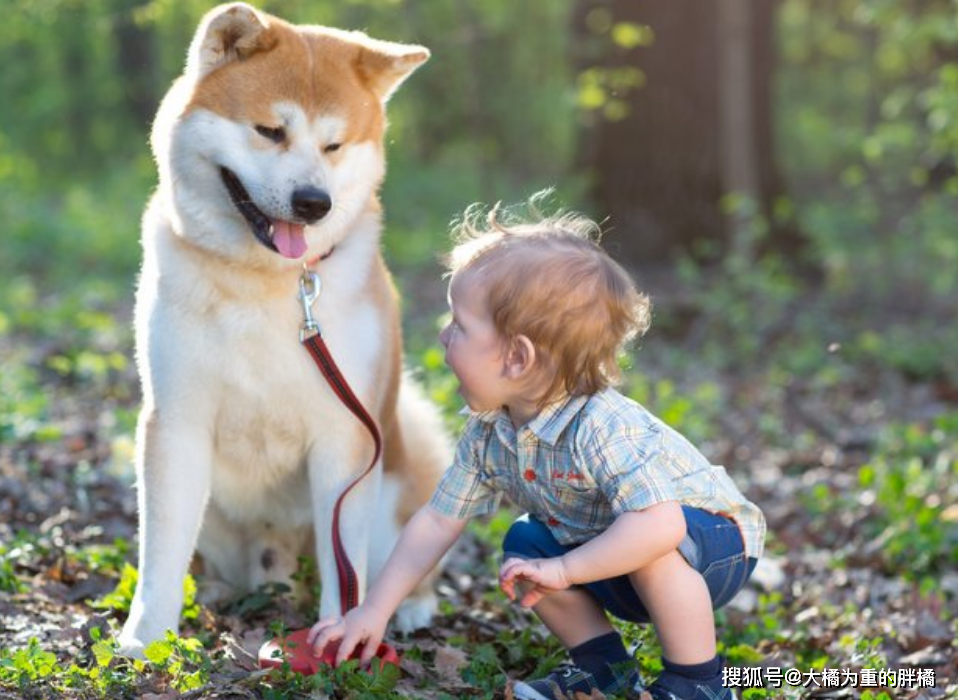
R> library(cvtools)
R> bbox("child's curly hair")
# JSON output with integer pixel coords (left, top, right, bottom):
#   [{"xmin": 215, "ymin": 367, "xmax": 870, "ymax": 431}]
[{"xmin": 445, "ymin": 191, "xmax": 652, "ymax": 407}]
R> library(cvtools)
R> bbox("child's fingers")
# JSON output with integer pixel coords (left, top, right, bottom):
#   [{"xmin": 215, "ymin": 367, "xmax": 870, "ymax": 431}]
[
  {"xmin": 504, "ymin": 576, "xmax": 539, "ymax": 605},
  {"xmin": 500, "ymin": 576, "xmax": 515, "ymax": 600},
  {"xmin": 358, "ymin": 634, "xmax": 383, "ymax": 665},
  {"xmin": 519, "ymin": 587, "xmax": 546, "ymax": 607},
  {"xmin": 307, "ymin": 617, "xmax": 341, "ymax": 646},
  {"xmin": 336, "ymin": 628, "xmax": 367, "ymax": 666},
  {"xmin": 311, "ymin": 621, "xmax": 345, "ymax": 656},
  {"xmin": 501, "ymin": 572, "xmax": 534, "ymax": 601},
  {"xmin": 500, "ymin": 558, "xmax": 532, "ymax": 584},
  {"xmin": 499, "ymin": 559, "xmax": 524, "ymax": 600},
  {"xmin": 499, "ymin": 557, "xmax": 525, "ymax": 579}
]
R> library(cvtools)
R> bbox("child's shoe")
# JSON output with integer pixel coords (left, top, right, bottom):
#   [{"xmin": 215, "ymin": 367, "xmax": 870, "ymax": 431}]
[{"xmin": 512, "ymin": 661, "xmax": 644, "ymax": 700}]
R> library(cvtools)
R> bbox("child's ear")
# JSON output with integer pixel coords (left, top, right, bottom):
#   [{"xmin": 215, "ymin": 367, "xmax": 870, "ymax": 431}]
[{"xmin": 504, "ymin": 335, "xmax": 537, "ymax": 379}]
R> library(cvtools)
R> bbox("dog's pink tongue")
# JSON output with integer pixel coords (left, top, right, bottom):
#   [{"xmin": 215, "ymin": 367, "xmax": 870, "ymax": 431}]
[{"xmin": 272, "ymin": 220, "xmax": 307, "ymax": 259}]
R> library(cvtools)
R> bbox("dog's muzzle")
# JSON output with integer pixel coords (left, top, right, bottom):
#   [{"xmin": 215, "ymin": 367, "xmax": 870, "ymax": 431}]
[{"xmin": 219, "ymin": 167, "xmax": 331, "ymax": 255}]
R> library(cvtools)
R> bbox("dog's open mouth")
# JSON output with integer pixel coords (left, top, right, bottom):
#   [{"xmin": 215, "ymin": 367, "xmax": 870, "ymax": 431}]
[{"xmin": 220, "ymin": 167, "xmax": 307, "ymax": 259}]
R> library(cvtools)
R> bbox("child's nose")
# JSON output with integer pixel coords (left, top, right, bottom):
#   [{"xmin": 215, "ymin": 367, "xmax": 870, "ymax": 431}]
[{"xmin": 438, "ymin": 324, "xmax": 450, "ymax": 347}]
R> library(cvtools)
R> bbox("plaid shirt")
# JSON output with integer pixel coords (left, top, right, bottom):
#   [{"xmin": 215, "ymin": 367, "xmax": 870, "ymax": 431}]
[{"xmin": 430, "ymin": 388, "xmax": 765, "ymax": 558}]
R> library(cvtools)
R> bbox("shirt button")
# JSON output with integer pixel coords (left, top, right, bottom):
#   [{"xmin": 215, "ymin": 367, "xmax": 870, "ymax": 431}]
[{"xmin": 524, "ymin": 469, "xmax": 536, "ymax": 482}]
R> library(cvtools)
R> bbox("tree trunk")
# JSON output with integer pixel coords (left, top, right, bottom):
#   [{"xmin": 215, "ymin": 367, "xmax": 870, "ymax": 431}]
[
  {"xmin": 574, "ymin": 0, "xmax": 803, "ymax": 265},
  {"xmin": 114, "ymin": 1, "xmax": 159, "ymax": 131},
  {"xmin": 718, "ymin": 0, "xmax": 759, "ymax": 259}
]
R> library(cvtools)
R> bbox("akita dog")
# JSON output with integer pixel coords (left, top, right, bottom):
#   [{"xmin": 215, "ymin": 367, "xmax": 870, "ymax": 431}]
[{"xmin": 118, "ymin": 2, "xmax": 450, "ymax": 655}]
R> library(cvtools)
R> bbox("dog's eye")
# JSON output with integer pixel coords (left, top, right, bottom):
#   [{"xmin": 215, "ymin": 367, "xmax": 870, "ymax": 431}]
[
  {"xmin": 255, "ymin": 125, "xmax": 286, "ymax": 143},
  {"xmin": 323, "ymin": 143, "xmax": 342, "ymax": 154}
]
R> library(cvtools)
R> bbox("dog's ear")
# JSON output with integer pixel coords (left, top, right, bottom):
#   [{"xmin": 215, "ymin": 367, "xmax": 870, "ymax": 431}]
[
  {"xmin": 356, "ymin": 38, "xmax": 430, "ymax": 102},
  {"xmin": 186, "ymin": 2, "xmax": 278, "ymax": 78}
]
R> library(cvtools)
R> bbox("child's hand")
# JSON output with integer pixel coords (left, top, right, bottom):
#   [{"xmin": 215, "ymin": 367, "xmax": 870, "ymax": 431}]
[
  {"xmin": 306, "ymin": 603, "xmax": 390, "ymax": 666},
  {"xmin": 499, "ymin": 556, "xmax": 572, "ymax": 607}
]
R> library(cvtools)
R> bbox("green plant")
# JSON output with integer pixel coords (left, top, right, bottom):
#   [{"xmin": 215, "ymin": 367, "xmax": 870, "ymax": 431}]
[
  {"xmin": 142, "ymin": 631, "xmax": 213, "ymax": 693},
  {"xmin": 68, "ymin": 539, "xmax": 131, "ymax": 578},
  {"xmin": 0, "ymin": 550, "xmax": 21, "ymax": 594},
  {"xmin": 855, "ymin": 413, "xmax": 958, "ymax": 575},
  {"xmin": 227, "ymin": 581, "xmax": 294, "ymax": 617},
  {"xmin": 0, "ymin": 164, "xmax": 152, "ymax": 288},
  {"xmin": 92, "ymin": 563, "xmax": 201, "ymax": 622},
  {"xmin": 0, "ymin": 638, "xmax": 58, "ymax": 688},
  {"xmin": 0, "ymin": 624, "xmax": 224, "ymax": 698},
  {"xmin": 260, "ymin": 652, "xmax": 404, "ymax": 700},
  {"xmin": 291, "ymin": 554, "xmax": 322, "ymax": 603},
  {"xmin": 626, "ymin": 376, "xmax": 722, "ymax": 446},
  {"xmin": 414, "ymin": 345, "xmax": 465, "ymax": 434},
  {"xmin": 0, "ymin": 531, "xmax": 48, "ymax": 594},
  {"xmin": 0, "ymin": 629, "xmax": 145, "ymax": 698},
  {"xmin": 460, "ymin": 642, "xmax": 507, "ymax": 695},
  {"xmin": 74, "ymin": 626, "xmax": 149, "ymax": 697},
  {"xmin": 615, "ymin": 620, "xmax": 662, "ymax": 678},
  {"xmin": 0, "ymin": 359, "xmax": 55, "ymax": 444},
  {"xmin": 721, "ymin": 591, "xmax": 791, "ymax": 650},
  {"xmin": 841, "ymin": 634, "xmax": 889, "ymax": 670}
]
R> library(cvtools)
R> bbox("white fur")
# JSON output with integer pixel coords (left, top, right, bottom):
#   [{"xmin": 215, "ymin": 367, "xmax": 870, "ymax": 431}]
[{"xmin": 117, "ymin": 4, "xmax": 447, "ymax": 656}]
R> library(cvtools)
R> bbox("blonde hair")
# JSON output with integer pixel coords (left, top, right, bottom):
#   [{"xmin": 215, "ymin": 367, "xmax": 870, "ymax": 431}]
[{"xmin": 445, "ymin": 192, "xmax": 652, "ymax": 407}]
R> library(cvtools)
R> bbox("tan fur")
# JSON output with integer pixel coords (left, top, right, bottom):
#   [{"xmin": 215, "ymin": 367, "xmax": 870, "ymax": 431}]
[{"xmin": 117, "ymin": 3, "xmax": 449, "ymax": 656}]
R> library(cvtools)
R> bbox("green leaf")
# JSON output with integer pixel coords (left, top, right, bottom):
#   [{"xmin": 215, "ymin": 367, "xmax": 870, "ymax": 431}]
[
  {"xmin": 144, "ymin": 639, "xmax": 173, "ymax": 666},
  {"xmin": 91, "ymin": 639, "xmax": 115, "ymax": 668}
]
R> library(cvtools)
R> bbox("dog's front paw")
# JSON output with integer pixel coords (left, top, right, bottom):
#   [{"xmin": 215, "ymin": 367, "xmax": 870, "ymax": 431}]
[
  {"xmin": 116, "ymin": 616, "xmax": 175, "ymax": 659},
  {"xmin": 393, "ymin": 594, "xmax": 437, "ymax": 633},
  {"xmin": 115, "ymin": 634, "xmax": 147, "ymax": 659}
]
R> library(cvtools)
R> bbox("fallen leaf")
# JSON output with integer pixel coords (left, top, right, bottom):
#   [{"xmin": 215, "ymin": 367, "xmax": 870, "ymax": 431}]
[
  {"xmin": 897, "ymin": 646, "xmax": 948, "ymax": 667},
  {"xmin": 399, "ymin": 654, "xmax": 426, "ymax": 681},
  {"xmin": 434, "ymin": 644, "xmax": 469, "ymax": 683}
]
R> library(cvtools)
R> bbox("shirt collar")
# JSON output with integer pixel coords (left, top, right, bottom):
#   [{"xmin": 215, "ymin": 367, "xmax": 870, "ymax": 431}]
[
  {"xmin": 461, "ymin": 393, "xmax": 591, "ymax": 446},
  {"xmin": 526, "ymin": 393, "xmax": 591, "ymax": 445}
]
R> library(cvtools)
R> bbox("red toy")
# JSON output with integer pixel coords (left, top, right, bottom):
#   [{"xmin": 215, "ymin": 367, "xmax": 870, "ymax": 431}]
[{"xmin": 258, "ymin": 628, "xmax": 400, "ymax": 675}]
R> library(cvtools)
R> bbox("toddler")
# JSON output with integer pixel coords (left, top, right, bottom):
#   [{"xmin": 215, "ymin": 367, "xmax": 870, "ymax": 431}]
[{"xmin": 310, "ymin": 197, "xmax": 765, "ymax": 700}]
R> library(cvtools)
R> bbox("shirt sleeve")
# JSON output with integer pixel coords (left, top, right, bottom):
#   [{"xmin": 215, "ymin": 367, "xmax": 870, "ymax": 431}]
[
  {"xmin": 580, "ymin": 423, "xmax": 680, "ymax": 514},
  {"xmin": 429, "ymin": 418, "xmax": 502, "ymax": 519}
]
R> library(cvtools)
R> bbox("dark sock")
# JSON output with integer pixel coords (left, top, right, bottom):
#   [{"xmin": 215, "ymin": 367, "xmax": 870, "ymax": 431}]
[
  {"xmin": 570, "ymin": 632, "xmax": 632, "ymax": 688},
  {"xmin": 658, "ymin": 655, "xmax": 725, "ymax": 696},
  {"xmin": 662, "ymin": 655, "xmax": 723, "ymax": 680}
]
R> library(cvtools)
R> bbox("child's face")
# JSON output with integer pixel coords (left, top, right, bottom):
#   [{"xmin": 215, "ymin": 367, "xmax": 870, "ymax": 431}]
[{"xmin": 438, "ymin": 271, "xmax": 512, "ymax": 413}]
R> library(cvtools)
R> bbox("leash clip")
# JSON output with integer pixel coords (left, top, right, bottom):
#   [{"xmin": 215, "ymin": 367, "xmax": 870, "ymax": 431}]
[{"xmin": 298, "ymin": 269, "xmax": 322, "ymax": 341}]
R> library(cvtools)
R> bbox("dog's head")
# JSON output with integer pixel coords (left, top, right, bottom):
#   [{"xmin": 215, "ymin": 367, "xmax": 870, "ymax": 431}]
[{"xmin": 153, "ymin": 3, "xmax": 428, "ymax": 263}]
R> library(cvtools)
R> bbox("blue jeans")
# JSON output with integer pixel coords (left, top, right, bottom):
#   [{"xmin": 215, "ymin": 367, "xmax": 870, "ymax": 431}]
[{"xmin": 502, "ymin": 506, "xmax": 757, "ymax": 623}]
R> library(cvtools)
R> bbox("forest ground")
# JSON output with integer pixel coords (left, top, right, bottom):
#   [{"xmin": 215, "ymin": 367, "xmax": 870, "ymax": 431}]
[{"xmin": 1, "ymin": 260, "xmax": 956, "ymax": 700}]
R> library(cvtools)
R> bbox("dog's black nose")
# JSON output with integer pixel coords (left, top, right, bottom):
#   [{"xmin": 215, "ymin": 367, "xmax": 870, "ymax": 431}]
[{"xmin": 291, "ymin": 187, "xmax": 332, "ymax": 223}]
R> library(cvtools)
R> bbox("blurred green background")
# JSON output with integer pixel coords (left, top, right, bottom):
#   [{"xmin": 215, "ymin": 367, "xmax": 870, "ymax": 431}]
[
  {"xmin": 1, "ymin": 0, "xmax": 956, "ymax": 371},
  {"xmin": 2, "ymin": 0, "xmax": 957, "ymax": 419}
]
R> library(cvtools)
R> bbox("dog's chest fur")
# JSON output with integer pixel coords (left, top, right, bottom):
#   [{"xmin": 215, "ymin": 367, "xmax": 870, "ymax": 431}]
[{"xmin": 137, "ymin": 215, "xmax": 385, "ymax": 527}]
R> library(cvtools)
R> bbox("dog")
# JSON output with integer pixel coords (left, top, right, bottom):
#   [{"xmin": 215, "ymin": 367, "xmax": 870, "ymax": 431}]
[{"xmin": 117, "ymin": 2, "xmax": 450, "ymax": 656}]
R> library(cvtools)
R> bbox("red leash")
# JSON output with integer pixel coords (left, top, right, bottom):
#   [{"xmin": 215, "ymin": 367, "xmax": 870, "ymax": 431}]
[
  {"xmin": 302, "ymin": 331, "xmax": 381, "ymax": 613},
  {"xmin": 297, "ymin": 268, "xmax": 384, "ymax": 615},
  {"xmin": 258, "ymin": 269, "xmax": 396, "ymax": 674}
]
